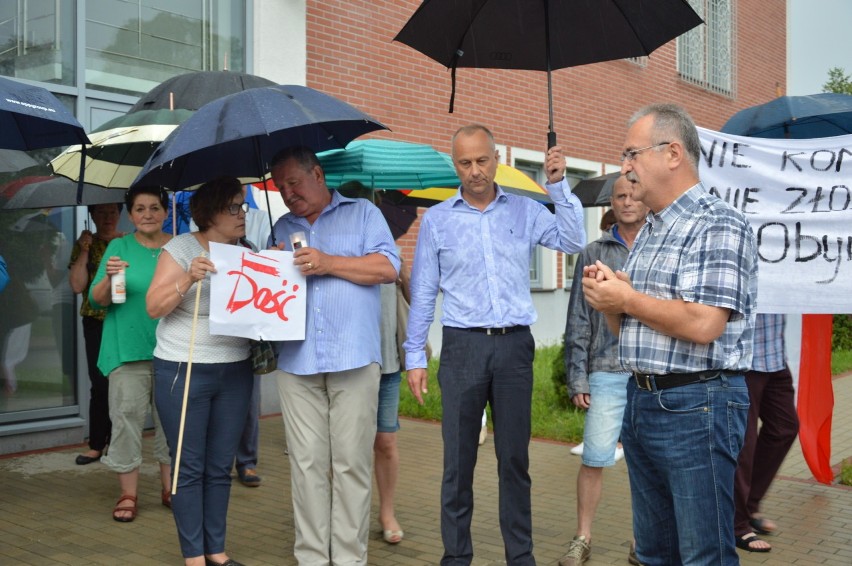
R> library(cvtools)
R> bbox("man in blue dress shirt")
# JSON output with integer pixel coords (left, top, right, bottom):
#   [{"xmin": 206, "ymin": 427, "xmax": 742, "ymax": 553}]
[
  {"xmin": 404, "ymin": 124, "xmax": 586, "ymax": 565},
  {"xmin": 269, "ymin": 146, "xmax": 400, "ymax": 566}
]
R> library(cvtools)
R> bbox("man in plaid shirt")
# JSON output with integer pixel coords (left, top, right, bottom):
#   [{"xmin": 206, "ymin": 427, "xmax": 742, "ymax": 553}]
[{"xmin": 583, "ymin": 103, "xmax": 758, "ymax": 565}]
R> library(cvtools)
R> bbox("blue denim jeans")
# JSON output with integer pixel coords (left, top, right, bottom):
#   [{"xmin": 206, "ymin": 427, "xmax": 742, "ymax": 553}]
[
  {"xmin": 582, "ymin": 371, "xmax": 629, "ymax": 467},
  {"xmin": 377, "ymin": 371, "xmax": 401, "ymax": 433},
  {"xmin": 622, "ymin": 374, "xmax": 749, "ymax": 565},
  {"xmin": 154, "ymin": 358, "xmax": 253, "ymax": 558}
]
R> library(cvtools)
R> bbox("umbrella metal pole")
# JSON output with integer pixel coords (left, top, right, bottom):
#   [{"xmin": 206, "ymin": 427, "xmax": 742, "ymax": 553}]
[
  {"xmin": 171, "ymin": 276, "xmax": 203, "ymax": 495},
  {"xmin": 544, "ymin": 0, "xmax": 556, "ymax": 149}
]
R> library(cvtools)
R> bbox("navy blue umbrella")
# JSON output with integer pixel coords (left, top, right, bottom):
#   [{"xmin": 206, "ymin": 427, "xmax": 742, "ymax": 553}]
[
  {"xmin": 132, "ymin": 84, "xmax": 387, "ymax": 190},
  {"xmin": 0, "ymin": 76, "xmax": 89, "ymax": 150},
  {"xmin": 721, "ymin": 93, "xmax": 852, "ymax": 139}
]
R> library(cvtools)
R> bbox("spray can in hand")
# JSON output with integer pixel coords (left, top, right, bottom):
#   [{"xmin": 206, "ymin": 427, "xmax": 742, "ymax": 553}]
[{"xmin": 111, "ymin": 269, "xmax": 126, "ymax": 304}]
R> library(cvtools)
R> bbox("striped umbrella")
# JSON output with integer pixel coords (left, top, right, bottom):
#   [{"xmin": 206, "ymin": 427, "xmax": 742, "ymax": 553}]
[
  {"xmin": 317, "ymin": 139, "xmax": 460, "ymax": 190},
  {"xmin": 50, "ymin": 109, "xmax": 193, "ymax": 189},
  {"xmin": 390, "ymin": 163, "xmax": 551, "ymax": 207}
]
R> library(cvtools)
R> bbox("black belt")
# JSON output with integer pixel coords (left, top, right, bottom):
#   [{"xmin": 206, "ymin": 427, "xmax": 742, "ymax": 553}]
[
  {"xmin": 633, "ymin": 370, "xmax": 738, "ymax": 391},
  {"xmin": 462, "ymin": 325, "xmax": 529, "ymax": 336}
]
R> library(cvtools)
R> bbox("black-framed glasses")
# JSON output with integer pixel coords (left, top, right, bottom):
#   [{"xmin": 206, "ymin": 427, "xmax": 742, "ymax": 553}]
[
  {"xmin": 226, "ymin": 202, "xmax": 250, "ymax": 215},
  {"xmin": 620, "ymin": 142, "xmax": 671, "ymax": 163}
]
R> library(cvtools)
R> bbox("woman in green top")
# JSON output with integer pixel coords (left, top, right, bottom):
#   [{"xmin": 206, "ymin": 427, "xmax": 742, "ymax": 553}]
[{"xmin": 89, "ymin": 186, "xmax": 172, "ymax": 523}]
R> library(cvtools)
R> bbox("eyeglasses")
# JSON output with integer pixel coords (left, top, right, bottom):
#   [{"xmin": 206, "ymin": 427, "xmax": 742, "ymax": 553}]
[
  {"xmin": 226, "ymin": 202, "xmax": 250, "ymax": 215},
  {"xmin": 620, "ymin": 142, "xmax": 671, "ymax": 163}
]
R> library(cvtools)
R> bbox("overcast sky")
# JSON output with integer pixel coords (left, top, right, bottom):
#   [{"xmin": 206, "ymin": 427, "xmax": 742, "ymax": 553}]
[{"xmin": 787, "ymin": 0, "xmax": 852, "ymax": 95}]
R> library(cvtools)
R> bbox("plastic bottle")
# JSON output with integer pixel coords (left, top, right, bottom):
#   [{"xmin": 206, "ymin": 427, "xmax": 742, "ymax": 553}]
[{"xmin": 111, "ymin": 269, "xmax": 126, "ymax": 304}]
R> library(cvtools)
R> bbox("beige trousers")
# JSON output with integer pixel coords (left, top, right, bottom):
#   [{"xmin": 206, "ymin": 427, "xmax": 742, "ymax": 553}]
[{"xmin": 275, "ymin": 364, "xmax": 380, "ymax": 566}]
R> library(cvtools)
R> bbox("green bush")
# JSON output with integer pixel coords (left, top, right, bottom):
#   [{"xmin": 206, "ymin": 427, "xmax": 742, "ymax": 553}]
[
  {"xmin": 832, "ymin": 315, "xmax": 852, "ymax": 351},
  {"xmin": 550, "ymin": 335, "xmax": 572, "ymax": 408}
]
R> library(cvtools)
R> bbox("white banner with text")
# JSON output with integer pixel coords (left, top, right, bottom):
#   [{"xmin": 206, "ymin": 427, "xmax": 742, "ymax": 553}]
[{"xmin": 697, "ymin": 127, "xmax": 852, "ymax": 313}]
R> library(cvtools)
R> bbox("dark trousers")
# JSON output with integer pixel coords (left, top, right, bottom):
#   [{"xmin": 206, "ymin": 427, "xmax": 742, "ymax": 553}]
[
  {"xmin": 82, "ymin": 316, "xmax": 111, "ymax": 452},
  {"xmin": 154, "ymin": 357, "xmax": 254, "ymax": 558},
  {"xmin": 733, "ymin": 367, "xmax": 799, "ymax": 537},
  {"xmin": 437, "ymin": 326, "xmax": 536, "ymax": 566}
]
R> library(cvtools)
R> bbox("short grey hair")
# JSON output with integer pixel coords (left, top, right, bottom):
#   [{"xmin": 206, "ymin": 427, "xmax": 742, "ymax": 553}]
[
  {"xmin": 452, "ymin": 124, "xmax": 496, "ymax": 153},
  {"xmin": 628, "ymin": 103, "xmax": 700, "ymax": 170}
]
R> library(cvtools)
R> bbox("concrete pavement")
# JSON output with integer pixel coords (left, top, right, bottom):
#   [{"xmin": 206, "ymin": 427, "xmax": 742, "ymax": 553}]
[{"xmin": 1, "ymin": 375, "xmax": 851, "ymax": 565}]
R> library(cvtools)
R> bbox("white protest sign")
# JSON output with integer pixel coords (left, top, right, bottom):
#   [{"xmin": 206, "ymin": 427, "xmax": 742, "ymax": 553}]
[
  {"xmin": 208, "ymin": 242, "xmax": 306, "ymax": 340},
  {"xmin": 697, "ymin": 127, "xmax": 852, "ymax": 314}
]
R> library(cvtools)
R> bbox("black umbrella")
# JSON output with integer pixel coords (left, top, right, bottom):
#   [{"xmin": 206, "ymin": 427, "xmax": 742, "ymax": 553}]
[
  {"xmin": 129, "ymin": 70, "xmax": 277, "ymax": 112},
  {"xmin": 394, "ymin": 0, "xmax": 703, "ymax": 147},
  {"xmin": 572, "ymin": 172, "xmax": 621, "ymax": 207},
  {"xmin": 721, "ymin": 93, "xmax": 852, "ymax": 139},
  {"xmin": 0, "ymin": 76, "xmax": 90, "ymax": 151},
  {"xmin": 132, "ymin": 85, "xmax": 387, "ymax": 191}
]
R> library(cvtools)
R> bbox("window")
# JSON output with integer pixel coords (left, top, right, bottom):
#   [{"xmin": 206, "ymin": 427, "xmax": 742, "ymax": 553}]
[
  {"xmin": 513, "ymin": 160, "xmax": 545, "ymax": 287},
  {"xmin": 86, "ymin": 0, "xmax": 247, "ymax": 95},
  {"xmin": 0, "ymin": 1, "xmax": 76, "ymax": 86},
  {"xmin": 677, "ymin": 0, "xmax": 734, "ymax": 95},
  {"xmin": 562, "ymin": 169, "xmax": 589, "ymax": 286}
]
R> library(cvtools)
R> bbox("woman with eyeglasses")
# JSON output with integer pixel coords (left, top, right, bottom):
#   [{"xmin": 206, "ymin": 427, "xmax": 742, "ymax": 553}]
[
  {"xmin": 146, "ymin": 177, "xmax": 253, "ymax": 566},
  {"xmin": 87, "ymin": 186, "xmax": 172, "ymax": 522}
]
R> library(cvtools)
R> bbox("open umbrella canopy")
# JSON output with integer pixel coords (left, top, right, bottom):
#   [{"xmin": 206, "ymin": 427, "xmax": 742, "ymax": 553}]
[
  {"xmin": 50, "ymin": 109, "xmax": 193, "ymax": 189},
  {"xmin": 572, "ymin": 172, "xmax": 621, "ymax": 207},
  {"xmin": 394, "ymin": 0, "xmax": 702, "ymax": 146},
  {"xmin": 0, "ymin": 175, "xmax": 126, "ymax": 209},
  {"xmin": 129, "ymin": 70, "xmax": 277, "ymax": 112},
  {"xmin": 317, "ymin": 139, "xmax": 459, "ymax": 189},
  {"xmin": 132, "ymin": 85, "xmax": 387, "ymax": 190},
  {"xmin": 388, "ymin": 163, "xmax": 550, "ymax": 208},
  {"xmin": 721, "ymin": 93, "xmax": 852, "ymax": 139},
  {"xmin": 0, "ymin": 76, "xmax": 90, "ymax": 150}
]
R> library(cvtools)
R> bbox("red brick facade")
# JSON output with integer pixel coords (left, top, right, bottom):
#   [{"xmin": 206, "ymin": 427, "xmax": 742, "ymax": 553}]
[{"xmin": 304, "ymin": 0, "xmax": 786, "ymax": 272}]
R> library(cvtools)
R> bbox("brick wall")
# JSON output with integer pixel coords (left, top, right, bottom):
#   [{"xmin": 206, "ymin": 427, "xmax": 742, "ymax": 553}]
[{"xmin": 305, "ymin": 0, "xmax": 786, "ymax": 267}]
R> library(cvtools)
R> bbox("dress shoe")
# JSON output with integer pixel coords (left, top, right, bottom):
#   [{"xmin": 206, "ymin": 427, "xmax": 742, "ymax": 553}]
[
  {"xmin": 205, "ymin": 558, "xmax": 245, "ymax": 566},
  {"xmin": 238, "ymin": 468, "xmax": 261, "ymax": 487},
  {"xmin": 75, "ymin": 452, "xmax": 101, "ymax": 465}
]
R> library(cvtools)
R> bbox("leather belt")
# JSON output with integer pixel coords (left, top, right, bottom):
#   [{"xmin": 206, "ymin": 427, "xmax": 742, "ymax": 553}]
[
  {"xmin": 633, "ymin": 370, "xmax": 737, "ymax": 391},
  {"xmin": 463, "ymin": 325, "xmax": 529, "ymax": 336}
]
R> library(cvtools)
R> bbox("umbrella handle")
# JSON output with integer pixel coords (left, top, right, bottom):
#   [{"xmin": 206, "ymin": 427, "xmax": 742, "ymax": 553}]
[
  {"xmin": 547, "ymin": 131, "xmax": 557, "ymax": 150},
  {"xmin": 170, "ymin": 275, "xmax": 203, "ymax": 495}
]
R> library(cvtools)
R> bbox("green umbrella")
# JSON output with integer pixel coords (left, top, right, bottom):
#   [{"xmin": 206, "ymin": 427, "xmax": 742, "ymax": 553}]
[
  {"xmin": 50, "ymin": 109, "xmax": 193, "ymax": 189},
  {"xmin": 318, "ymin": 139, "xmax": 460, "ymax": 190}
]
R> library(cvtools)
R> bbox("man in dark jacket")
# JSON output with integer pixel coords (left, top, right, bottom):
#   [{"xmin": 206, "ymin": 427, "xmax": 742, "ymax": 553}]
[{"xmin": 558, "ymin": 175, "xmax": 647, "ymax": 566}]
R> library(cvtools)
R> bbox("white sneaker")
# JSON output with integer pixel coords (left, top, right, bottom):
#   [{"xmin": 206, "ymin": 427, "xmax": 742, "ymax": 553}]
[
  {"xmin": 614, "ymin": 446, "xmax": 625, "ymax": 462},
  {"xmin": 570, "ymin": 442, "xmax": 584, "ymax": 456}
]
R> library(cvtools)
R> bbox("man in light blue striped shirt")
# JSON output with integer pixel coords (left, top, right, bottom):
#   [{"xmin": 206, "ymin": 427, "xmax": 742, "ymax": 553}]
[
  {"xmin": 404, "ymin": 124, "xmax": 586, "ymax": 565},
  {"xmin": 268, "ymin": 146, "xmax": 400, "ymax": 566}
]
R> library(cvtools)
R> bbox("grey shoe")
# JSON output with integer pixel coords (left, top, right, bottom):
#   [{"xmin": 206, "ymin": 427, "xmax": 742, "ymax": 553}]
[{"xmin": 558, "ymin": 535, "xmax": 591, "ymax": 566}]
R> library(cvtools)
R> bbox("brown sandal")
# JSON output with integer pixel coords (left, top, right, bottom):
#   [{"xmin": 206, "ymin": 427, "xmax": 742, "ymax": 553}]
[{"xmin": 112, "ymin": 494, "xmax": 137, "ymax": 522}]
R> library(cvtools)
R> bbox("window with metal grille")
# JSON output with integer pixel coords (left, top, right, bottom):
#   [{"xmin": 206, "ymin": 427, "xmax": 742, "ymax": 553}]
[{"xmin": 677, "ymin": 0, "xmax": 734, "ymax": 96}]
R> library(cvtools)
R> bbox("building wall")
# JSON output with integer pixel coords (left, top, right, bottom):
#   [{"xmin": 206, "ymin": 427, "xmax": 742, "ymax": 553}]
[{"xmin": 299, "ymin": 0, "xmax": 786, "ymax": 352}]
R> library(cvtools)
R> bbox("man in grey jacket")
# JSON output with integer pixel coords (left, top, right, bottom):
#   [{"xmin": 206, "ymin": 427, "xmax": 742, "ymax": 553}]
[{"xmin": 558, "ymin": 175, "xmax": 648, "ymax": 566}]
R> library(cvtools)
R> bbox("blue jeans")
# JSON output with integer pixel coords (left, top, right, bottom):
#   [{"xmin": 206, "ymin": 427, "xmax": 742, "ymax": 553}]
[
  {"xmin": 154, "ymin": 358, "xmax": 253, "ymax": 558},
  {"xmin": 235, "ymin": 373, "xmax": 261, "ymax": 472},
  {"xmin": 622, "ymin": 374, "xmax": 749, "ymax": 566},
  {"xmin": 582, "ymin": 371, "xmax": 629, "ymax": 467},
  {"xmin": 377, "ymin": 371, "xmax": 401, "ymax": 433}
]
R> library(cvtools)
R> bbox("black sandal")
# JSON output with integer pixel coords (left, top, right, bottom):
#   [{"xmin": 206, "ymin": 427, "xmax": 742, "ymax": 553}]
[{"xmin": 736, "ymin": 533, "xmax": 771, "ymax": 553}]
